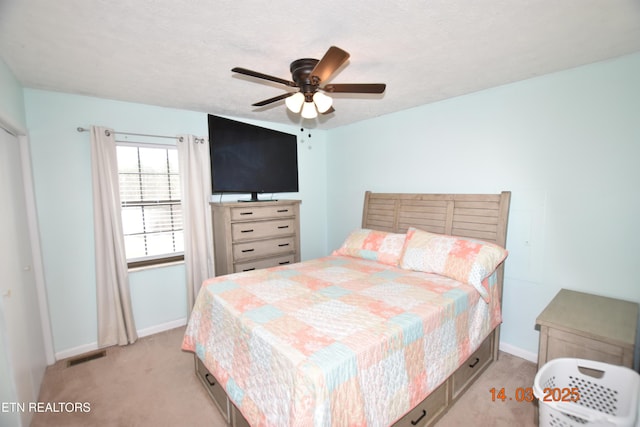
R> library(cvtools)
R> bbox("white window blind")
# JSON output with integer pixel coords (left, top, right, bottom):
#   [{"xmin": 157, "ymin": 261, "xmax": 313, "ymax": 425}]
[{"xmin": 116, "ymin": 144, "xmax": 184, "ymax": 265}]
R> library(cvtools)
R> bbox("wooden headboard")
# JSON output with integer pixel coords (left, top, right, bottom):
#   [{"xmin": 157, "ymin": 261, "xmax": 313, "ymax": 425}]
[
  {"xmin": 362, "ymin": 191, "xmax": 511, "ymax": 359},
  {"xmin": 362, "ymin": 191, "xmax": 511, "ymax": 248}
]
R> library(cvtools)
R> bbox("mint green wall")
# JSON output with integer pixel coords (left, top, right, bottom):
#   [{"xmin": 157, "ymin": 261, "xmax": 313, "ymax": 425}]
[
  {"xmin": 326, "ymin": 53, "xmax": 640, "ymax": 357},
  {"xmin": 24, "ymin": 89, "xmax": 327, "ymax": 355},
  {"xmin": 0, "ymin": 57, "xmax": 26, "ymax": 131}
]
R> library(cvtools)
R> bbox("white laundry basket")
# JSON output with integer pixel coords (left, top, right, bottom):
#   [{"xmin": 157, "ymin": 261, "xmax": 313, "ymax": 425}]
[{"xmin": 533, "ymin": 358, "xmax": 640, "ymax": 427}]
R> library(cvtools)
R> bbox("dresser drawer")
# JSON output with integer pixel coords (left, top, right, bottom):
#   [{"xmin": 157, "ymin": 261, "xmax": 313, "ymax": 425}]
[
  {"xmin": 394, "ymin": 380, "xmax": 448, "ymax": 427},
  {"xmin": 451, "ymin": 334, "xmax": 493, "ymax": 398},
  {"xmin": 546, "ymin": 328, "xmax": 628, "ymax": 366},
  {"xmin": 230, "ymin": 205, "xmax": 296, "ymax": 221},
  {"xmin": 195, "ymin": 357, "xmax": 229, "ymax": 422},
  {"xmin": 233, "ymin": 237, "xmax": 295, "ymax": 261},
  {"xmin": 235, "ymin": 254, "xmax": 295, "ymax": 273},
  {"xmin": 231, "ymin": 219, "xmax": 295, "ymax": 241}
]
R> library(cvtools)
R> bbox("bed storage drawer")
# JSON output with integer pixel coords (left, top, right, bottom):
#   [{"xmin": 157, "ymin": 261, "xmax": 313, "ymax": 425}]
[
  {"xmin": 394, "ymin": 380, "xmax": 449, "ymax": 427},
  {"xmin": 231, "ymin": 405, "xmax": 251, "ymax": 427},
  {"xmin": 451, "ymin": 333, "xmax": 493, "ymax": 398},
  {"xmin": 195, "ymin": 357, "xmax": 230, "ymax": 423}
]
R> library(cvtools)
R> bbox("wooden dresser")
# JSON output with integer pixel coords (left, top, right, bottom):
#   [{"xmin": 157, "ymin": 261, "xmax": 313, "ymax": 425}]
[
  {"xmin": 211, "ymin": 199, "xmax": 301, "ymax": 276},
  {"xmin": 536, "ymin": 289, "xmax": 638, "ymax": 369}
]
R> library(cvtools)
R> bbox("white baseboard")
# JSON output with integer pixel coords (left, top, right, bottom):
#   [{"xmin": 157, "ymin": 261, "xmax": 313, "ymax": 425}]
[
  {"xmin": 499, "ymin": 342, "xmax": 538, "ymax": 364},
  {"xmin": 54, "ymin": 317, "xmax": 188, "ymax": 361},
  {"xmin": 137, "ymin": 317, "xmax": 187, "ymax": 338},
  {"xmin": 55, "ymin": 342, "xmax": 100, "ymax": 361}
]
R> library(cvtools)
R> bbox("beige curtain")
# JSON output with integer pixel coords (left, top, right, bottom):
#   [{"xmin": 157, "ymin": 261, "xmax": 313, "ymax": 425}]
[
  {"xmin": 89, "ymin": 126, "xmax": 137, "ymax": 347},
  {"xmin": 177, "ymin": 134, "xmax": 214, "ymax": 311}
]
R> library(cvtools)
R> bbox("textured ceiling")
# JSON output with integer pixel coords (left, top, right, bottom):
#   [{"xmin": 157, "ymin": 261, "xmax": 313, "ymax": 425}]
[{"xmin": 1, "ymin": 0, "xmax": 639, "ymax": 129}]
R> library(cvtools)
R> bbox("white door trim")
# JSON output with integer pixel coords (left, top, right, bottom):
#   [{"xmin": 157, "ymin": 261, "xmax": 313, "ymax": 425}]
[
  {"xmin": 18, "ymin": 133, "xmax": 55, "ymax": 364},
  {"xmin": 0, "ymin": 117, "xmax": 55, "ymax": 365}
]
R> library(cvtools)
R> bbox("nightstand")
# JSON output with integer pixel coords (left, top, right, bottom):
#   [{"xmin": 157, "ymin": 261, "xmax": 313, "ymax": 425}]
[{"xmin": 536, "ymin": 289, "xmax": 638, "ymax": 369}]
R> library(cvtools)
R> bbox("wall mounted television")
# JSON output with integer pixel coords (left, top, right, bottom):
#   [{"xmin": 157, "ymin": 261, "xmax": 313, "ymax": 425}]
[{"xmin": 208, "ymin": 114, "xmax": 299, "ymax": 202}]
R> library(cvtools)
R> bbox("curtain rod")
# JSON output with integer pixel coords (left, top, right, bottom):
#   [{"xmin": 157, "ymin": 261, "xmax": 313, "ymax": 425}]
[{"xmin": 76, "ymin": 126, "xmax": 181, "ymax": 141}]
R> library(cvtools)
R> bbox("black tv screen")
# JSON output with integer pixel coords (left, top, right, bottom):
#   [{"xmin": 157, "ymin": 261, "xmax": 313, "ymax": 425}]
[{"xmin": 208, "ymin": 115, "xmax": 299, "ymax": 201}]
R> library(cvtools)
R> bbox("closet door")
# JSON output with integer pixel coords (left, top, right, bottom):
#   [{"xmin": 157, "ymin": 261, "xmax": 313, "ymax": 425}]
[{"xmin": 0, "ymin": 127, "xmax": 47, "ymax": 427}]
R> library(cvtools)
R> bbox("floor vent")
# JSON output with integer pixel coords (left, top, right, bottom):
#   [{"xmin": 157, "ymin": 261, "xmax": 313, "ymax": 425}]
[{"xmin": 66, "ymin": 350, "xmax": 107, "ymax": 367}]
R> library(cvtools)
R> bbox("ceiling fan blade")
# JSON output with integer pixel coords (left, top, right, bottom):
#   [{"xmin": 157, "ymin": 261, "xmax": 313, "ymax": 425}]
[
  {"xmin": 232, "ymin": 67, "xmax": 297, "ymax": 87},
  {"xmin": 321, "ymin": 106, "xmax": 335, "ymax": 115},
  {"xmin": 323, "ymin": 83, "xmax": 386, "ymax": 94},
  {"xmin": 252, "ymin": 92, "xmax": 295, "ymax": 107},
  {"xmin": 310, "ymin": 46, "xmax": 350, "ymax": 83}
]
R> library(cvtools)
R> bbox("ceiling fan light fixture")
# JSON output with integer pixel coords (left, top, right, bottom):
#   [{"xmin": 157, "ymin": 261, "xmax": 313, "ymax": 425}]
[
  {"xmin": 285, "ymin": 92, "xmax": 305, "ymax": 113},
  {"xmin": 232, "ymin": 46, "xmax": 386, "ymax": 118},
  {"xmin": 313, "ymin": 91, "xmax": 333, "ymax": 113},
  {"xmin": 301, "ymin": 101, "xmax": 318, "ymax": 119}
]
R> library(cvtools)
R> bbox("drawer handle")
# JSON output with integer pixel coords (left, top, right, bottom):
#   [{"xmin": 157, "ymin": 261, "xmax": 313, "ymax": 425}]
[
  {"xmin": 239, "ymin": 212, "xmax": 254, "ymax": 216},
  {"xmin": 278, "ymin": 243, "xmax": 290, "ymax": 247},
  {"xmin": 277, "ymin": 209, "xmax": 289, "ymax": 213},
  {"xmin": 242, "ymin": 267, "xmax": 255, "ymax": 272},
  {"xmin": 204, "ymin": 373, "xmax": 216, "ymax": 387},
  {"xmin": 279, "ymin": 261, "xmax": 290, "ymax": 265},
  {"xmin": 277, "ymin": 225, "xmax": 289, "ymax": 229},
  {"xmin": 411, "ymin": 409, "xmax": 427, "ymax": 425},
  {"xmin": 241, "ymin": 229, "xmax": 254, "ymax": 233},
  {"xmin": 469, "ymin": 357, "xmax": 480, "ymax": 368},
  {"xmin": 241, "ymin": 248, "xmax": 255, "ymax": 253}
]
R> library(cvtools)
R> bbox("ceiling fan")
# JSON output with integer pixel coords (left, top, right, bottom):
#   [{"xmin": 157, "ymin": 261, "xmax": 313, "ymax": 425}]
[{"xmin": 231, "ymin": 46, "xmax": 386, "ymax": 119}]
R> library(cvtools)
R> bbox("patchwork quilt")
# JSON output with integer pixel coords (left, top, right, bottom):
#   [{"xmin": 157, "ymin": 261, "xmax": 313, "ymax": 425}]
[{"xmin": 182, "ymin": 255, "xmax": 502, "ymax": 427}]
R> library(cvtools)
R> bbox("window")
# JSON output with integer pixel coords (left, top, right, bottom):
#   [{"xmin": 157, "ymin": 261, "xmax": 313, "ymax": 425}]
[{"xmin": 116, "ymin": 144, "xmax": 183, "ymax": 268}]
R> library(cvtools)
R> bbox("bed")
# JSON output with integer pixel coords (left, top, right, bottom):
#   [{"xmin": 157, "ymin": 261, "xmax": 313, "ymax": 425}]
[{"xmin": 182, "ymin": 191, "xmax": 511, "ymax": 427}]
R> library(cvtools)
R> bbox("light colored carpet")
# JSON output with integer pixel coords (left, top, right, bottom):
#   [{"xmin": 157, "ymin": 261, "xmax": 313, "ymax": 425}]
[{"xmin": 32, "ymin": 327, "xmax": 537, "ymax": 426}]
